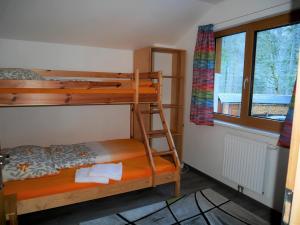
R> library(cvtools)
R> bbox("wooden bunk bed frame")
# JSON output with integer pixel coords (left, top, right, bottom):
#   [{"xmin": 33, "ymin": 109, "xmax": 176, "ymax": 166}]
[{"xmin": 0, "ymin": 69, "xmax": 181, "ymax": 224}]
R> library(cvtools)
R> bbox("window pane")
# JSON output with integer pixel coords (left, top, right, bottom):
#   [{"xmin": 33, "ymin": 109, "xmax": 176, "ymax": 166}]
[
  {"xmin": 251, "ymin": 24, "xmax": 300, "ymax": 121},
  {"xmin": 214, "ymin": 32, "xmax": 246, "ymax": 117}
]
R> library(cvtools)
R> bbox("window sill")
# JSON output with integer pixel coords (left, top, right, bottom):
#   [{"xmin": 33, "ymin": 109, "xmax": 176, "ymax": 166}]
[{"xmin": 214, "ymin": 119, "xmax": 280, "ymax": 139}]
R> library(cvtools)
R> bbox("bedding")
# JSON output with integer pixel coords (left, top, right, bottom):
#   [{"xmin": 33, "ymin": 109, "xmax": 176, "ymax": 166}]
[
  {"xmin": 2, "ymin": 145, "xmax": 58, "ymax": 182},
  {"xmin": 3, "ymin": 155, "xmax": 176, "ymax": 200},
  {"xmin": 49, "ymin": 143, "xmax": 99, "ymax": 169},
  {"xmin": 49, "ymin": 139, "xmax": 146, "ymax": 169},
  {"xmin": 0, "ymin": 68, "xmax": 45, "ymax": 80}
]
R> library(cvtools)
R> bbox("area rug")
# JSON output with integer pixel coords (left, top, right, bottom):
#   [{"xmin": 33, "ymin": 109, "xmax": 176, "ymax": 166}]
[{"xmin": 81, "ymin": 188, "xmax": 269, "ymax": 225}]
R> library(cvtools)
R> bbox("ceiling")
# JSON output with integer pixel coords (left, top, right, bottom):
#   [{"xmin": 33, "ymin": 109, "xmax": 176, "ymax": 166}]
[{"xmin": 0, "ymin": 0, "xmax": 223, "ymax": 49}]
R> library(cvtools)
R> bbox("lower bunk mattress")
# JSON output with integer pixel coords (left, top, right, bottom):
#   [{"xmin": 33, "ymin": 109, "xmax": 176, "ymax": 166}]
[{"xmin": 3, "ymin": 155, "xmax": 176, "ymax": 201}]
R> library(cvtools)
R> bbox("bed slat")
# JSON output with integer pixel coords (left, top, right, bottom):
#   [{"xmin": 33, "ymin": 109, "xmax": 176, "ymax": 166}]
[{"xmin": 0, "ymin": 93, "xmax": 158, "ymax": 106}]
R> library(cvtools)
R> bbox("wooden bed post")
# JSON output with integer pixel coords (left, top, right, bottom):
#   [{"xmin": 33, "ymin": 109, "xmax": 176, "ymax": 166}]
[
  {"xmin": 157, "ymin": 71, "xmax": 162, "ymax": 102},
  {"xmin": 0, "ymin": 151, "xmax": 5, "ymax": 225},
  {"xmin": 0, "ymin": 146, "xmax": 18, "ymax": 224},
  {"xmin": 134, "ymin": 69, "xmax": 139, "ymax": 104}
]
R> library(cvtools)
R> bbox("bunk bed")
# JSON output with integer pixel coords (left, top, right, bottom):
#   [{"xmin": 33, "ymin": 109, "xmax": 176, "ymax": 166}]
[{"xmin": 0, "ymin": 68, "xmax": 181, "ymax": 224}]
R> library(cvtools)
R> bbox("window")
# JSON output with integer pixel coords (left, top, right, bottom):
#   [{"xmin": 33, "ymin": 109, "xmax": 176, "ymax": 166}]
[
  {"xmin": 214, "ymin": 32, "xmax": 246, "ymax": 117},
  {"xmin": 214, "ymin": 12, "xmax": 300, "ymax": 132},
  {"xmin": 251, "ymin": 24, "xmax": 300, "ymax": 121}
]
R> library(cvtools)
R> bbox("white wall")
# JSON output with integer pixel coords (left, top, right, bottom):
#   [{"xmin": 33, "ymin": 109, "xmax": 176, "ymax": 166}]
[
  {"xmin": 176, "ymin": 0, "xmax": 293, "ymax": 211},
  {"xmin": 0, "ymin": 39, "xmax": 133, "ymax": 147}
]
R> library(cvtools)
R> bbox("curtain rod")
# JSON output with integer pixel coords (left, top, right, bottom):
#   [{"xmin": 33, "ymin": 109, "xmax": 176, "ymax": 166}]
[{"xmin": 214, "ymin": 1, "xmax": 290, "ymax": 26}]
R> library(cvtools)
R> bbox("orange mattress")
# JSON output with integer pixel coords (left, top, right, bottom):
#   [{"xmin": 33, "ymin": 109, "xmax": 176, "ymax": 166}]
[
  {"xmin": 99, "ymin": 139, "xmax": 146, "ymax": 162},
  {"xmin": 3, "ymin": 156, "xmax": 175, "ymax": 201}
]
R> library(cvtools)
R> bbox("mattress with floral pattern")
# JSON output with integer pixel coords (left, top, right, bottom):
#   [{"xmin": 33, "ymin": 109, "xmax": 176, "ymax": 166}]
[{"xmin": 1, "ymin": 139, "xmax": 146, "ymax": 182}]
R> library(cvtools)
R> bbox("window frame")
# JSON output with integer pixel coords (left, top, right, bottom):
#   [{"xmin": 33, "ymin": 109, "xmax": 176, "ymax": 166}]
[{"xmin": 214, "ymin": 11, "xmax": 300, "ymax": 133}]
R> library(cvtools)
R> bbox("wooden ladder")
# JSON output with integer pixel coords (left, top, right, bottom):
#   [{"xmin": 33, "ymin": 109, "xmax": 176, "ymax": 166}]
[
  {"xmin": 133, "ymin": 70, "xmax": 180, "ymax": 188},
  {"xmin": 135, "ymin": 103, "xmax": 180, "ymax": 186}
]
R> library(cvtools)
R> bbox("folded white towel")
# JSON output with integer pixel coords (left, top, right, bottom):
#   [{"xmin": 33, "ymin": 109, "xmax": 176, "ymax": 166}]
[
  {"xmin": 75, "ymin": 168, "xmax": 109, "ymax": 184},
  {"xmin": 89, "ymin": 162, "xmax": 123, "ymax": 181}
]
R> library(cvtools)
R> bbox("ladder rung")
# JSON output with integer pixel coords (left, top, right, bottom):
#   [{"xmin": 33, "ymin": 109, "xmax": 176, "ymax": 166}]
[
  {"xmin": 141, "ymin": 109, "xmax": 160, "ymax": 114},
  {"xmin": 147, "ymin": 130, "xmax": 167, "ymax": 138},
  {"xmin": 151, "ymin": 104, "xmax": 183, "ymax": 109},
  {"xmin": 153, "ymin": 150, "xmax": 174, "ymax": 156},
  {"xmin": 150, "ymin": 103, "xmax": 160, "ymax": 107},
  {"xmin": 163, "ymin": 104, "xmax": 183, "ymax": 109},
  {"xmin": 170, "ymin": 130, "xmax": 183, "ymax": 136}
]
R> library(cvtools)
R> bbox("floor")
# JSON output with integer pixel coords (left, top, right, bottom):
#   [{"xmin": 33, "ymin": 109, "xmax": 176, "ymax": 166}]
[{"xmin": 19, "ymin": 165, "xmax": 282, "ymax": 225}]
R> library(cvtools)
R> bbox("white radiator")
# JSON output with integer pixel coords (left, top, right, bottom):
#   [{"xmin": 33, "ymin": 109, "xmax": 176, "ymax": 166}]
[{"xmin": 222, "ymin": 134, "xmax": 268, "ymax": 194}]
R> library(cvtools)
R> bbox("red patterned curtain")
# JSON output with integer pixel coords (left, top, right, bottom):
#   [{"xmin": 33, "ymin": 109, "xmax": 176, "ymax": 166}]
[{"xmin": 190, "ymin": 24, "xmax": 215, "ymax": 126}]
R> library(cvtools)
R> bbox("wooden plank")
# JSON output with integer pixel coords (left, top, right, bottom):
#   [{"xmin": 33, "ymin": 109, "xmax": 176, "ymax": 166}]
[
  {"xmin": 0, "ymin": 93, "xmax": 158, "ymax": 106},
  {"xmin": 154, "ymin": 171, "xmax": 178, "ymax": 186},
  {"xmin": 4, "ymin": 194, "xmax": 17, "ymax": 225},
  {"xmin": 171, "ymin": 52, "xmax": 180, "ymax": 139},
  {"xmin": 162, "ymin": 104, "xmax": 183, "ymax": 109},
  {"xmin": 285, "ymin": 56, "xmax": 300, "ymax": 225},
  {"xmin": 158, "ymin": 102, "xmax": 181, "ymax": 169},
  {"xmin": 135, "ymin": 106, "xmax": 156, "ymax": 185},
  {"xmin": 0, "ymin": 190, "xmax": 5, "ymax": 225},
  {"xmin": 32, "ymin": 69, "xmax": 159, "ymax": 79},
  {"xmin": 133, "ymin": 48, "xmax": 152, "ymax": 141},
  {"xmin": 153, "ymin": 151, "xmax": 174, "ymax": 156},
  {"xmin": 215, "ymin": 38, "xmax": 222, "ymax": 73},
  {"xmin": 176, "ymin": 51, "xmax": 186, "ymax": 161},
  {"xmin": 0, "ymin": 80, "xmax": 154, "ymax": 89},
  {"xmin": 133, "ymin": 48, "xmax": 152, "ymax": 73},
  {"xmin": 134, "ymin": 70, "xmax": 139, "ymax": 104},
  {"xmin": 286, "ymin": 59, "xmax": 300, "ymax": 191},
  {"xmin": 32, "ymin": 69, "xmax": 133, "ymax": 78},
  {"xmin": 147, "ymin": 130, "xmax": 167, "ymax": 138},
  {"xmin": 155, "ymin": 167, "xmax": 180, "ymax": 196},
  {"xmin": 17, "ymin": 177, "xmax": 151, "ymax": 215},
  {"xmin": 168, "ymin": 51, "xmax": 186, "ymax": 161},
  {"xmin": 0, "ymin": 87, "xmax": 157, "ymax": 95},
  {"xmin": 16, "ymin": 171, "xmax": 178, "ymax": 215},
  {"xmin": 289, "ymin": 155, "xmax": 300, "ymax": 225}
]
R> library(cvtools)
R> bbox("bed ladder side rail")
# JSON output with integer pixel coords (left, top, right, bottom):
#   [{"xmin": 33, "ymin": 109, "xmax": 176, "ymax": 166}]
[
  {"xmin": 133, "ymin": 69, "xmax": 156, "ymax": 186},
  {"xmin": 151, "ymin": 72, "xmax": 180, "ymax": 170},
  {"xmin": 135, "ymin": 105, "xmax": 157, "ymax": 186},
  {"xmin": 155, "ymin": 102, "xmax": 180, "ymax": 169}
]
